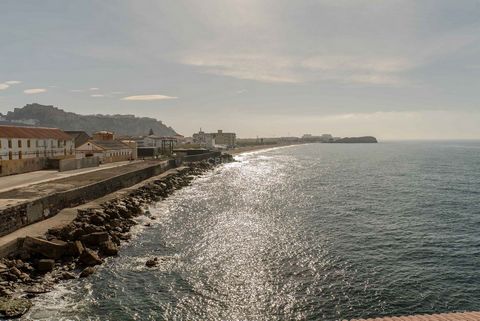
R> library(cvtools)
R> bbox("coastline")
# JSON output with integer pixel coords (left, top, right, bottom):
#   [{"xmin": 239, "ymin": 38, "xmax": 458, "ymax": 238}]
[
  {"xmin": 0, "ymin": 160, "xmax": 228, "ymax": 319},
  {"xmin": 229, "ymin": 142, "xmax": 304, "ymax": 155}
]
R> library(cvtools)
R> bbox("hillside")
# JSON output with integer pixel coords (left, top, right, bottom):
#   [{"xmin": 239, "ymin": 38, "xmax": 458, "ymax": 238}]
[{"xmin": 3, "ymin": 103, "xmax": 177, "ymax": 136}]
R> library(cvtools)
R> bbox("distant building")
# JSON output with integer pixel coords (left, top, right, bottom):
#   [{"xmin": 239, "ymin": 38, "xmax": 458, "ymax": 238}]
[
  {"xmin": 301, "ymin": 134, "xmax": 333, "ymax": 142},
  {"xmin": 0, "ymin": 125, "xmax": 74, "ymax": 176},
  {"xmin": 193, "ymin": 129, "xmax": 236, "ymax": 148},
  {"xmin": 76, "ymin": 131, "xmax": 137, "ymax": 163},
  {"xmin": 65, "ymin": 131, "xmax": 91, "ymax": 148}
]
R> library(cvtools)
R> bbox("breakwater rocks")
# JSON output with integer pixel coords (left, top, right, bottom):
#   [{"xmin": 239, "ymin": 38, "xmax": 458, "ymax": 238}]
[{"xmin": 0, "ymin": 160, "xmax": 218, "ymax": 318}]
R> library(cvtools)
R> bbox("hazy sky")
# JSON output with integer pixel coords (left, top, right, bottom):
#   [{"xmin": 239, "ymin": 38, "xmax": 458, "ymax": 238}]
[{"xmin": 1, "ymin": 0, "xmax": 480, "ymax": 139}]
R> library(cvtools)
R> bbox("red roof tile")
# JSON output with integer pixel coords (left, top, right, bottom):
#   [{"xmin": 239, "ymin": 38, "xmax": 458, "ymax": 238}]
[{"xmin": 0, "ymin": 125, "xmax": 72, "ymax": 140}]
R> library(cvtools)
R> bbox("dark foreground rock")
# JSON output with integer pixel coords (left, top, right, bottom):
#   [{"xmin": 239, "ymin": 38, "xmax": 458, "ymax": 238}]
[
  {"xmin": 37, "ymin": 259, "xmax": 55, "ymax": 272},
  {"xmin": 145, "ymin": 257, "xmax": 158, "ymax": 268},
  {"xmin": 79, "ymin": 248, "xmax": 103, "ymax": 266}
]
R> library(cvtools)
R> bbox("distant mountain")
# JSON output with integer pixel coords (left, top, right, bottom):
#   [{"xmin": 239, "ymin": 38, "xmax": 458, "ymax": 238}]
[{"xmin": 3, "ymin": 103, "xmax": 177, "ymax": 136}]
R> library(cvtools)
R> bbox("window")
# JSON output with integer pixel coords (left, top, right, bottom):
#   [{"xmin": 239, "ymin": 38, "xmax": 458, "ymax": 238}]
[
  {"xmin": 18, "ymin": 151, "xmax": 22, "ymax": 159},
  {"xmin": 27, "ymin": 140, "xmax": 31, "ymax": 148},
  {"xmin": 8, "ymin": 140, "xmax": 12, "ymax": 148},
  {"xmin": 8, "ymin": 151, "xmax": 12, "ymax": 160},
  {"xmin": 0, "ymin": 140, "xmax": 2, "ymax": 148},
  {"xmin": 18, "ymin": 140, "xmax": 22, "ymax": 148}
]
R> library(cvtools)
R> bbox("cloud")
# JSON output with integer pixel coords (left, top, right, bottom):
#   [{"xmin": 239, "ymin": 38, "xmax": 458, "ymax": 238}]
[
  {"xmin": 24, "ymin": 88, "xmax": 47, "ymax": 94},
  {"xmin": 180, "ymin": 53, "xmax": 301, "ymax": 83},
  {"xmin": 0, "ymin": 80, "xmax": 23, "ymax": 90},
  {"xmin": 91, "ymin": 94, "xmax": 105, "ymax": 97},
  {"xmin": 180, "ymin": 52, "xmax": 411, "ymax": 86},
  {"xmin": 121, "ymin": 94, "xmax": 178, "ymax": 101},
  {"xmin": 70, "ymin": 89, "xmax": 84, "ymax": 93},
  {"xmin": 90, "ymin": 87, "xmax": 100, "ymax": 91}
]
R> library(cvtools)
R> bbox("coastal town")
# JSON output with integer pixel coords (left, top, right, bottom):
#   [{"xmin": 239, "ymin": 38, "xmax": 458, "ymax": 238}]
[
  {"xmin": 0, "ymin": 104, "xmax": 377, "ymax": 178},
  {"xmin": 0, "ymin": 104, "xmax": 379, "ymax": 318}
]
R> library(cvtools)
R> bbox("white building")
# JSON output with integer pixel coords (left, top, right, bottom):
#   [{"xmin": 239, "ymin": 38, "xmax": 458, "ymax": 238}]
[
  {"xmin": 75, "ymin": 131, "xmax": 137, "ymax": 163},
  {"xmin": 193, "ymin": 129, "xmax": 236, "ymax": 148},
  {"xmin": 0, "ymin": 125, "xmax": 75, "ymax": 176},
  {"xmin": 0, "ymin": 125, "xmax": 74, "ymax": 161}
]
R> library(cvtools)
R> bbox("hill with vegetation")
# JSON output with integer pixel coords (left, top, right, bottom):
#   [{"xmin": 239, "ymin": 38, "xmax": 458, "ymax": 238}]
[{"xmin": 3, "ymin": 103, "xmax": 177, "ymax": 136}]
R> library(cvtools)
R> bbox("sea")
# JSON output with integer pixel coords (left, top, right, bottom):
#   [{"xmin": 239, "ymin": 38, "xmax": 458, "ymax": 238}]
[{"xmin": 21, "ymin": 141, "xmax": 480, "ymax": 321}]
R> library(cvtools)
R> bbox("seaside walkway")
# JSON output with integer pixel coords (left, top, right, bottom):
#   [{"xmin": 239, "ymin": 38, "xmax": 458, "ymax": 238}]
[
  {"xmin": 348, "ymin": 311, "xmax": 480, "ymax": 321},
  {"xmin": 0, "ymin": 166, "xmax": 186, "ymax": 257}
]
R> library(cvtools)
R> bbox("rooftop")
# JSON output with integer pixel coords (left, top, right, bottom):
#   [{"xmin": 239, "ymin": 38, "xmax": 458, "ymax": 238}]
[
  {"xmin": 90, "ymin": 140, "xmax": 131, "ymax": 150},
  {"xmin": 0, "ymin": 125, "xmax": 72, "ymax": 140}
]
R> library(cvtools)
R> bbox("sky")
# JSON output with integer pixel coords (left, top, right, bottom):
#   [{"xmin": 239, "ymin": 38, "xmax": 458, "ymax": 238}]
[{"xmin": 1, "ymin": 0, "xmax": 480, "ymax": 139}]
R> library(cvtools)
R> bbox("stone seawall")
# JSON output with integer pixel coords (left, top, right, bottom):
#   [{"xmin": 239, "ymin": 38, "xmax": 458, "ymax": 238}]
[{"xmin": 0, "ymin": 160, "xmax": 176, "ymax": 238}]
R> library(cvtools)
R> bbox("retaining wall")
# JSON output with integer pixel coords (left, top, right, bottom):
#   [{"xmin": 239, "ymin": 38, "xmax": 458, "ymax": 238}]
[
  {"xmin": 58, "ymin": 156, "xmax": 100, "ymax": 172},
  {"xmin": 0, "ymin": 158, "xmax": 48, "ymax": 177},
  {"xmin": 0, "ymin": 160, "xmax": 176, "ymax": 237}
]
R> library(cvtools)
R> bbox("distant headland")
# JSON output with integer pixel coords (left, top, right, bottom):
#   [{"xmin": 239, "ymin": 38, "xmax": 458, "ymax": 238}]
[{"xmin": 329, "ymin": 136, "xmax": 378, "ymax": 143}]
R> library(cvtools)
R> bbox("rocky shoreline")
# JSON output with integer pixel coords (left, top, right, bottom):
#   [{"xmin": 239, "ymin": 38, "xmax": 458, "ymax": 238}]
[{"xmin": 0, "ymin": 160, "xmax": 223, "ymax": 319}]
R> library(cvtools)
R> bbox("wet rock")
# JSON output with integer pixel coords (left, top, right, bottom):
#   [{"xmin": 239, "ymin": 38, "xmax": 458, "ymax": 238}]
[
  {"xmin": 60, "ymin": 272, "xmax": 76, "ymax": 280},
  {"xmin": 66, "ymin": 240, "xmax": 84, "ymax": 257},
  {"xmin": 0, "ymin": 297, "xmax": 32, "ymax": 318},
  {"xmin": 81, "ymin": 232, "xmax": 109, "ymax": 246},
  {"xmin": 23, "ymin": 236, "xmax": 68, "ymax": 259},
  {"xmin": 118, "ymin": 233, "xmax": 131, "ymax": 241},
  {"xmin": 145, "ymin": 257, "xmax": 158, "ymax": 268},
  {"xmin": 10, "ymin": 267, "xmax": 22, "ymax": 278},
  {"xmin": 37, "ymin": 259, "xmax": 55, "ymax": 272},
  {"xmin": 90, "ymin": 215, "xmax": 105, "ymax": 226},
  {"xmin": 79, "ymin": 248, "xmax": 102, "ymax": 266},
  {"xmin": 0, "ymin": 286, "xmax": 12, "ymax": 297},
  {"xmin": 79, "ymin": 266, "xmax": 95, "ymax": 278},
  {"xmin": 99, "ymin": 240, "xmax": 118, "ymax": 256}
]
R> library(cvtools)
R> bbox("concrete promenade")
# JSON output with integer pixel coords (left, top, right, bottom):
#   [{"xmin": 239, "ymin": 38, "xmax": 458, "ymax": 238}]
[
  {"xmin": 0, "ymin": 160, "xmax": 142, "ymax": 194},
  {"xmin": 348, "ymin": 311, "xmax": 480, "ymax": 320},
  {"xmin": 0, "ymin": 160, "xmax": 161, "ymax": 208},
  {"xmin": 0, "ymin": 167, "xmax": 185, "ymax": 257}
]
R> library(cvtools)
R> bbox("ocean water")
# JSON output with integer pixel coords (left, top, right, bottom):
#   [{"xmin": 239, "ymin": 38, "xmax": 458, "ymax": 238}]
[{"xmin": 22, "ymin": 141, "xmax": 480, "ymax": 321}]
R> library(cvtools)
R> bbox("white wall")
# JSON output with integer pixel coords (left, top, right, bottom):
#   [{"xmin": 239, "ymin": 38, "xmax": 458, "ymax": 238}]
[{"xmin": 0, "ymin": 137, "xmax": 75, "ymax": 160}]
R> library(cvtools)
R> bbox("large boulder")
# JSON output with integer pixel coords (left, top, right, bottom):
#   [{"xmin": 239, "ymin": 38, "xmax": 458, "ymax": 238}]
[
  {"xmin": 80, "ymin": 232, "xmax": 109, "ymax": 246},
  {"xmin": 22, "ymin": 236, "xmax": 68, "ymax": 259},
  {"xmin": 79, "ymin": 248, "xmax": 102, "ymax": 266},
  {"xmin": 66, "ymin": 241, "xmax": 84, "ymax": 257},
  {"xmin": 37, "ymin": 259, "xmax": 55, "ymax": 272},
  {"xmin": 99, "ymin": 240, "xmax": 118, "ymax": 256}
]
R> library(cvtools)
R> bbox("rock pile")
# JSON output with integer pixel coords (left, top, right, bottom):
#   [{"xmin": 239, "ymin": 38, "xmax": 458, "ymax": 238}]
[{"xmin": 0, "ymin": 161, "xmax": 217, "ymax": 318}]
